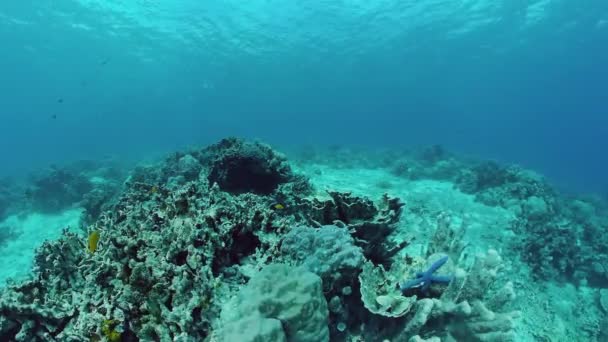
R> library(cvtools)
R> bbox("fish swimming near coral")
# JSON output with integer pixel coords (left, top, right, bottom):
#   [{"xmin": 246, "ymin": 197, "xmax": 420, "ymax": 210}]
[
  {"xmin": 88, "ymin": 230, "xmax": 100, "ymax": 253},
  {"xmin": 271, "ymin": 194, "xmax": 287, "ymax": 210}
]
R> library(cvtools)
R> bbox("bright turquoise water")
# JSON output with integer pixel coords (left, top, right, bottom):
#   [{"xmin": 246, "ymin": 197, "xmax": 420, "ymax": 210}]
[{"xmin": 1, "ymin": 0, "xmax": 607, "ymax": 191}]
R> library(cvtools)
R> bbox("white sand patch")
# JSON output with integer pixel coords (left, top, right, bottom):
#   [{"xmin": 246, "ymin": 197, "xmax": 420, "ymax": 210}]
[
  {"xmin": 306, "ymin": 164, "xmax": 516, "ymax": 253},
  {"xmin": 399, "ymin": 179, "xmax": 516, "ymax": 252},
  {"xmin": 304, "ymin": 164, "xmax": 394, "ymax": 199}
]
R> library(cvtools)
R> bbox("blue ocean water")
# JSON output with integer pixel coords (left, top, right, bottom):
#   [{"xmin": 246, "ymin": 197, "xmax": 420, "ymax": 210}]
[
  {"xmin": 1, "ymin": 3, "xmax": 608, "ymax": 340},
  {"xmin": 1, "ymin": 0, "xmax": 606, "ymax": 193}
]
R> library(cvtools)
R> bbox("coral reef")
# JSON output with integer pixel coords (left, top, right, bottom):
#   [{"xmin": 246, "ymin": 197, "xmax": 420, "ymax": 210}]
[
  {"xmin": 280, "ymin": 225, "xmax": 364, "ymax": 337},
  {"xmin": 0, "ymin": 139, "xmax": 315, "ymax": 341},
  {"xmin": 22, "ymin": 160, "xmax": 126, "ymax": 217},
  {"xmin": 280, "ymin": 225, "xmax": 363, "ymax": 292},
  {"xmin": 359, "ymin": 260, "xmax": 419, "ymax": 318},
  {"xmin": 300, "ymin": 191, "xmax": 407, "ymax": 266},
  {"xmin": 0, "ymin": 139, "xmax": 524, "ymax": 342},
  {"xmin": 199, "ymin": 137, "xmax": 309, "ymax": 195},
  {"xmin": 510, "ymin": 183, "xmax": 608, "ymax": 284},
  {"xmin": 296, "ymin": 144, "xmax": 608, "ymax": 340},
  {"xmin": 391, "ymin": 145, "xmax": 463, "ymax": 181},
  {"xmin": 25, "ymin": 166, "xmax": 93, "ymax": 213},
  {"xmin": 393, "ymin": 250, "xmax": 519, "ymax": 341},
  {"xmin": 388, "ymin": 148, "xmax": 608, "ymax": 286},
  {"xmin": 355, "ymin": 210, "xmax": 518, "ymax": 342},
  {"xmin": 218, "ymin": 264, "xmax": 329, "ymax": 342}
]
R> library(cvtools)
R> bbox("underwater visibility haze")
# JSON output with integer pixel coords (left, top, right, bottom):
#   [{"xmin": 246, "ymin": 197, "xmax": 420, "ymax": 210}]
[{"xmin": 1, "ymin": 0, "xmax": 608, "ymax": 341}]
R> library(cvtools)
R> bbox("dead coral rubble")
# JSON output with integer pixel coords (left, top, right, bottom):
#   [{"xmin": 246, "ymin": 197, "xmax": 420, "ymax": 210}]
[
  {"xmin": 0, "ymin": 138, "xmax": 311, "ymax": 341},
  {"xmin": 0, "ymin": 139, "xmax": 520, "ymax": 342}
]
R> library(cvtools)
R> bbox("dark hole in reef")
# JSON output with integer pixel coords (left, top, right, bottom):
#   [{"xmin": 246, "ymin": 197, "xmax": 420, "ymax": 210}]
[
  {"xmin": 211, "ymin": 229, "xmax": 261, "ymax": 276},
  {"xmin": 193, "ymin": 239, "xmax": 205, "ymax": 248},
  {"xmin": 165, "ymin": 294, "xmax": 173, "ymax": 311},
  {"xmin": 192, "ymin": 306, "xmax": 202, "ymax": 322},
  {"xmin": 174, "ymin": 251, "xmax": 189, "ymax": 266},
  {"xmin": 175, "ymin": 198, "xmax": 189, "ymax": 215},
  {"xmin": 208, "ymin": 157, "xmax": 284, "ymax": 195},
  {"xmin": 1, "ymin": 320, "xmax": 21, "ymax": 340},
  {"xmin": 229, "ymin": 229, "xmax": 261, "ymax": 264},
  {"xmin": 401, "ymin": 285, "xmax": 446, "ymax": 299},
  {"xmin": 149, "ymin": 330, "xmax": 160, "ymax": 342},
  {"xmin": 122, "ymin": 264, "xmax": 132, "ymax": 280},
  {"xmin": 50, "ymin": 314, "xmax": 74, "ymax": 338}
]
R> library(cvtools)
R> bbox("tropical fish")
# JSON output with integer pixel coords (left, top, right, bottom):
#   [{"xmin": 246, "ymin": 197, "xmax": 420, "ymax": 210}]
[
  {"xmin": 88, "ymin": 230, "xmax": 100, "ymax": 253},
  {"xmin": 272, "ymin": 203, "xmax": 285, "ymax": 210}
]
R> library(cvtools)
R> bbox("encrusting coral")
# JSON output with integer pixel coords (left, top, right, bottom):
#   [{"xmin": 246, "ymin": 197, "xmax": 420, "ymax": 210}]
[{"xmin": 0, "ymin": 138, "xmax": 521, "ymax": 342}]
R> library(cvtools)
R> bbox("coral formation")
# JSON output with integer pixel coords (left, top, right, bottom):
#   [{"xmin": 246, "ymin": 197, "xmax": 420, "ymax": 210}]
[
  {"xmin": 218, "ymin": 264, "xmax": 329, "ymax": 342},
  {"xmin": 300, "ymin": 191, "xmax": 407, "ymax": 266},
  {"xmin": 201, "ymin": 137, "xmax": 307, "ymax": 195},
  {"xmin": 355, "ymin": 209, "xmax": 518, "ymax": 342},
  {"xmin": 20, "ymin": 160, "xmax": 125, "ymax": 221},
  {"xmin": 472, "ymin": 165, "xmax": 608, "ymax": 284},
  {"xmin": 0, "ymin": 139, "xmax": 312, "ymax": 341},
  {"xmin": 385, "ymin": 146, "xmax": 608, "ymax": 286},
  {"xmin": 280, "ymin": 225, "xmax": 364, "ymax": 336},
  {"xmin": 395, "ymin": 250, "xmax": 520, "ymax": 341},
  {"xmin": 25, "ymin": 166, "xmax": 93, "ymax": 213},
  {"xmin": 0, "ymin": 139, "xmax": 525, "ymax": 342},
  {"xmin": 359, "ymin": 260, "xmax": 418, "ymax": 318},
  {"xmin": 280, "ymin": 225, "xmax": 363, "ymax": 287}
]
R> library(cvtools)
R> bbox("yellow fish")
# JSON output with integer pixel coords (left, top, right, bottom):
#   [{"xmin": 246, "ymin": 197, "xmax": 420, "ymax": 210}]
[
  {"xmin": 88, "ymin": 230, "xmax": 100, "ymax": 253},
  {"xmin": 150, "ymin": 186, "xmax": 158, "ymax": 194},
  {"xmin": 273, "ymin": 203, "xmax": 285, "ymax": 210}
]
